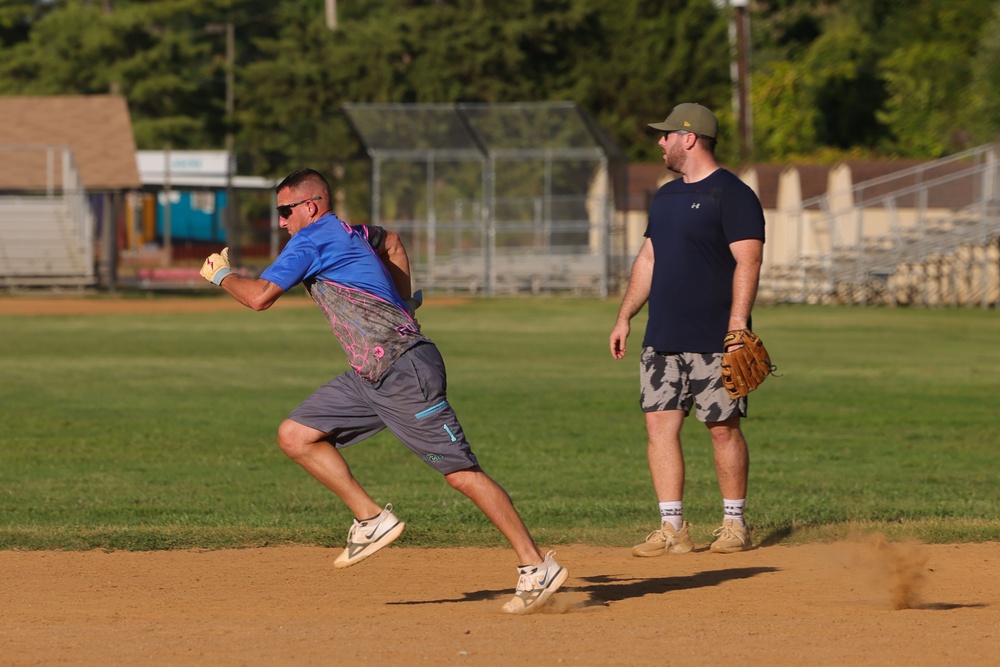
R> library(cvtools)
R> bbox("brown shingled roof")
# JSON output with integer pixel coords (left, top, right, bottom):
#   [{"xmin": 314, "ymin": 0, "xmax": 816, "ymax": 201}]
[
  {"xmin": 0, "ymin": 95, "xmax": 140, "ymax": 191},
  {"xmin": 624, "ymin": 162, "xmax": 672, "ymax": 211},
  {"xmin": 629, "ymin": 156, "xmax": 970, "ymax": 214},
  {"xmin": 796, "ymin": 164, "xmax": 832, "ymax": 202},
  {"xmin": 744, "ymin": 164, "xmax": 783, "ymax": 209}
]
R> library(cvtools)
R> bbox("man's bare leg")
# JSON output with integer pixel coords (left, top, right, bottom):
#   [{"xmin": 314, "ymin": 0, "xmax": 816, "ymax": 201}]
[
  {"xmin": 645, "ymin": 409, "xmax": 687, "ymax": 501},
  {"xmin": 276, "ymin": 418, "xmax": 381, "ymax": 520},
  {"xmin": 445, "ymin": 466, "xmax": 542, "ymax": 565},
  {"xmin": 706, "ymin": 416, "xmax": 749, "ymax": 500}
]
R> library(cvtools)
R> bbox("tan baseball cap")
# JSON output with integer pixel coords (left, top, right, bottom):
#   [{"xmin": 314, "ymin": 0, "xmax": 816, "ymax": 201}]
[{"xmin": 648, "ymin": 103, "xmax": 718, "ymax": 139}]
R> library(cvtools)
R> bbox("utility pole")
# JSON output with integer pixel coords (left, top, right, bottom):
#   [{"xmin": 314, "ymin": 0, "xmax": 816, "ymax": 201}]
[
  {"xmin": 207, "ymin": 22, "xmax": 238, "ymax": 266},
  {"xmin": 326, "ymin": 0, "xmax": 338, "ymax": 30},
  {"xmin": 224, "ymin": 21, "xmax": 237, "ymax": 267},
  {"xmin": 163, "ymin": 144, "xmax": 172, "ymax": 262},
  {"xmin": 731, "ymin": 0, "xmax": 752, "ymax": 162}
]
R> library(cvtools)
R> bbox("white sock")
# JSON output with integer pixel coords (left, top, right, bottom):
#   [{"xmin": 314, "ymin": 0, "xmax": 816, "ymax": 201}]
[
  {"xmin": 658, "ymin": 501, "xmax": 684, "ymax": 531},
  {"xmin": 723, "ymin": 498, "xmax": 746, "ymax": 526}
]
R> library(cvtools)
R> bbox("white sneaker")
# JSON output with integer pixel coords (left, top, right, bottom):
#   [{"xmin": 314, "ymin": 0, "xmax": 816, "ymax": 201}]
[
  {"xmin": 333, "ymin": 504, "xmax": 405, "ymax": 569},
  {"xmin": 502, "ymin": 551, "xmax": 568, "ymax": 615}
]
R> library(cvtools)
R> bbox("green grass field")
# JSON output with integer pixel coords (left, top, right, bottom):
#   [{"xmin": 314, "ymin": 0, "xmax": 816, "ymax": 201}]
[{"xmin": 1, "ymin": 296, "xmax": 998, "ymax": 550}]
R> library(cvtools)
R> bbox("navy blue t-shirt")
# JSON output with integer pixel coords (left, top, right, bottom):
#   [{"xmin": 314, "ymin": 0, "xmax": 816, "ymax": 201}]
[{"xmin": 642, "ymin": 168, "xmax": 765, "ymax": 353}]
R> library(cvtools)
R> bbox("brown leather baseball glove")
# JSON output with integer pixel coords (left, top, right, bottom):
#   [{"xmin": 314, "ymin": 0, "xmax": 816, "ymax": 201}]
[{"xmin": 721, "ymin": 330, "xmax": 776, "ymax": 399}]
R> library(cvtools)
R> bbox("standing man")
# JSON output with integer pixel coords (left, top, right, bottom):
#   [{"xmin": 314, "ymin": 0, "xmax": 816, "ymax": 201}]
[
  {"xmin": 200, "ymin": 168, "xmax": 566, "ymax": 614},
  {"xmin": 609, "ymin": 103, "xmax": 765, "ymax": 556}
]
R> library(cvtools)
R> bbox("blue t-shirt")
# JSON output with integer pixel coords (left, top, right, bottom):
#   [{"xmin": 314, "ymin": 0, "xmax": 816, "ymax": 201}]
[
  {"xmin": 261, "ymin": 215, "xmax": 403, "ymax": 306},
  {"xmin": 642, "ymin": 168, "xmax": 765, "ymax": 353},
  {"xmin": 261, "ymin": 214, "xmax": 430, "ymax": 382}
]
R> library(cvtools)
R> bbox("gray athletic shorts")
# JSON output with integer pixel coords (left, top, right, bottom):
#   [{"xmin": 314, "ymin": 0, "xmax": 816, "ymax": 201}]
[
  {"xmin": 640, "ymin": 347, "xmax": 747, "ymax": 422},
  {"xmin": 288, "ymin": 343, "xmax": 479, "ymax": 475}
]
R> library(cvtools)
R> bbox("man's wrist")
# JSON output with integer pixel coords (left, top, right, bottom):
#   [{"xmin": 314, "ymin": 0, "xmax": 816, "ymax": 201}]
[{"xmin": 213, "ymin": 268, "xmax": 233, "ymax": 286}]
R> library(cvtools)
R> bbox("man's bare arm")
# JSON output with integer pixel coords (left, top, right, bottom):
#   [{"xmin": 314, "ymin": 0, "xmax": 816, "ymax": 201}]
[
  {"xmin": 219, "ymin": 274, "xmax": 285, "ymax": 311},
  {"xmin": 200, "ymin": 247, "xmax": 285, "ymax": 311},
  {"xmin": 610, "ymin": 238, "xmax": 654, "ymax": 359},
  {"xmin": 372, "ymin": 230, "xmax": 411, "ymax": 301},
  {"xmin": 728, "ymin": 238, "xmax": 763, "ymax": 331}
]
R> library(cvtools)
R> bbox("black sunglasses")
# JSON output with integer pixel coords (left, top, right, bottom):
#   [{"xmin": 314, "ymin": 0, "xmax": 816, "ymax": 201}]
[{"xmin": 276, "ymin": 196, "xmax": 322, "ymax": 219}]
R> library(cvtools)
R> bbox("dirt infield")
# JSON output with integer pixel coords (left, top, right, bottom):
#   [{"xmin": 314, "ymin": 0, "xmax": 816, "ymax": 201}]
[{"xmin": 2, "ymin": 541, "xmax": 997, "ymax": 666}]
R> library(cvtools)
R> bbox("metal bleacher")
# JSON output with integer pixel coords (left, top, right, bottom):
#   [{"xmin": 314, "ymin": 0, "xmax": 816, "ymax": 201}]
[
  {"xmin": 0, "ymin": 145, "xmax": 96, "ymax": 289},
  {"xmin": 762, "ymin": 143, "xmax": 1000, "ymax": 307},
  {"xmin": 426, "ymin": 250, "xmax": 605, "ymax": 295}
]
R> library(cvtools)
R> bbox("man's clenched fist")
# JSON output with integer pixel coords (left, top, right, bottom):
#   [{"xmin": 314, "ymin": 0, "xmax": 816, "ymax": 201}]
[{"xmin": 200, "ymin": 247, "xmax": 232, "ymax": 285}]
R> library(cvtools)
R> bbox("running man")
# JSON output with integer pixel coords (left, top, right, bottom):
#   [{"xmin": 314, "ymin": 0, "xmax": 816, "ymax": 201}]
[{"xmin": 200, "ymin": 168, "xmax": 567, "ymax": 614}]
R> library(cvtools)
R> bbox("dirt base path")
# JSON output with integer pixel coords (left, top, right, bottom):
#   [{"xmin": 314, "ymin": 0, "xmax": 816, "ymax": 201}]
[{"xmin": 2, "ymin": 541, "xmax": 997, "ymax": 666}]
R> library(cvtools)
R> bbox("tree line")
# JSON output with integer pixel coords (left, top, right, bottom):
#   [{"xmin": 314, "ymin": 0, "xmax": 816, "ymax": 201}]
[{"xmin": 2, "ymin": 0, "xmax": 999, "ymax": 179}]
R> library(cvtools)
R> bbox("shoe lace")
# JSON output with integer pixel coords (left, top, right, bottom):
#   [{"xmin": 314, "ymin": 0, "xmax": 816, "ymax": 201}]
[
  {"xmin": 514, "ymin": 571, "xmax": 535, "ymax": 593},
  {"xmin": 644, "ymin": 529, "xmax": 667, "ymax": 543},
  {"xmin": 712, "ymin": 523, "xmax": 745, "ymax": 544},
  {"xmin": 345, "ymin": 519, "xmax": 360, "ymax": 542},
  {"xmin": 515, "ymin": 552, "xmax": 556, "ymax": 593}
]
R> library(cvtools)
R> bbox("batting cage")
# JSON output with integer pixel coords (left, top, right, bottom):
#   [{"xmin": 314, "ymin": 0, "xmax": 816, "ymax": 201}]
[{"xmin": 342, "ymin": 102, "xmax": 628, "ymax": 297}]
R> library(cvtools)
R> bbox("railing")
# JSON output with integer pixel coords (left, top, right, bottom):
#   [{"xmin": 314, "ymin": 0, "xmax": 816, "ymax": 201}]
[
  {"xmin": 0, "ymin": 145, "xmax": 95, "ymax": 287},
  {"xmin": 764, "ymin": 144, "xmax": 1000, "ymax": 306},
  {"xmin": 402, "ymin": 193, "xmax": 612, "ymax": 297}
]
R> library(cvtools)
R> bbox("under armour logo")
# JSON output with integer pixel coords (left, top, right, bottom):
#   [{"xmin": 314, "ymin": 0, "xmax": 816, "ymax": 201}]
[{"xmin": 691, "ymin": 203, "xmax": 701, "ymax": 209}]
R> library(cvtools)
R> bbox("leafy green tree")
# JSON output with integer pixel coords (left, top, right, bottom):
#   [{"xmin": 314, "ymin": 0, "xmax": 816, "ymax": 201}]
[
  {"xmin": 0, "ymin": 1, "xmax": 209, "ymax": 147},
  {"xmin": 876, "ymin": 42, "xmax": 973, "ymax": 157},
  {"xmin": 0, "ymin": 2, "xmax": 116, "ymax": 96},
  {"xmin": 3, "ymin": 0, "xmax": 1000, "ymax": 172},
  {"xmin": 0, "ymin": 0, "xmax": 279, "ymax": 149},
  {"xmin": 236, "ymin": 2, "xmax": 356, "ymax": 178},
  {"xmin": 0, "ymin": 1, "xmax": 51, "ymax": 48},
  {"xmin": 873, "ymin": 0, "xmax": 995, "ymax": 156},
  {"xmin": 751, "ymin": 60, "xmax": 819, "ymax": 159},
  {"xmin": 805, "ymin": 13, "xmax": 884, "ymax": 150},
  {"xmin": 238, "ymin": 0, "xmax": 734, "ymax": 170},
  {"xmin": 565, "ymin": 0, "xmax": 731, "ymax": 163},
  {"xmin": 962, "ymin": 1, "xmax": 1000, "ymax": 146}
]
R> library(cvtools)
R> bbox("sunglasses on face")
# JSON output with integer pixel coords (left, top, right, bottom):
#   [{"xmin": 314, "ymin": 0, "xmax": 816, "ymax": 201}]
[{"xmin": 276, "ymin": 196, "xmax": 322, "ymax": 219}]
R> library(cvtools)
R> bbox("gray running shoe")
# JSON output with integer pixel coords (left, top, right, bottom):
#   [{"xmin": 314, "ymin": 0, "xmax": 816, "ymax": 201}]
[
  {"xmin": 502, "ymin": 550, "xmax": 568, "ymax": 615},
  {"xmin": 333, "ymin": 503, "xmax": 405, "ymax": 569}
]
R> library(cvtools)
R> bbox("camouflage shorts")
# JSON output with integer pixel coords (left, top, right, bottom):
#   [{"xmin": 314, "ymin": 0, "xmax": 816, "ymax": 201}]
[{"xmin": 640, "ymin": 347, "xmax": 747, "ymax": 422}]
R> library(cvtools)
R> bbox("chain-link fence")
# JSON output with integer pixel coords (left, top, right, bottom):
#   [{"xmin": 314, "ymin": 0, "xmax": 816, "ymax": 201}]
[{"xmin": 342, "ymin": 103, "xmax": 627, "ymax": 297}]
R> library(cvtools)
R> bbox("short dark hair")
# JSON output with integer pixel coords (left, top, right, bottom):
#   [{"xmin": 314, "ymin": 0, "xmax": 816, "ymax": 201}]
[
  {"xmin": 277, "ymin": 168, "xmax": 332, "ymax": 201},
  {"xmin": 695, "ymin": 134, "xmax": 717, "ymax": 154}
]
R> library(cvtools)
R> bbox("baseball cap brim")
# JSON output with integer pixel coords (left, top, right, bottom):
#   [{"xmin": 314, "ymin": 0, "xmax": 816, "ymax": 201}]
[
  {"xmin": 648, "ymin": 120, "xmax": 683, "ymax": 132},
  {"xmin": 648, "ymin": 103, "xmax": 718, "ymax": 139}
]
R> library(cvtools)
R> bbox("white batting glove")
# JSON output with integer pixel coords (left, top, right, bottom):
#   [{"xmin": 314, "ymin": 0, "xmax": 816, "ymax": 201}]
[{"xmin": 200, "ymin": 247, "xmax": 232, "ymax": 285}]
